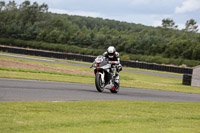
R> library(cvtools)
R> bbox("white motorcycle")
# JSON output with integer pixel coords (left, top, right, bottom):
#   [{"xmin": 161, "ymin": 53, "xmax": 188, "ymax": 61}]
[{"xmin": 90, "ymin": 55, "xmax": 120, "ymax": 93}]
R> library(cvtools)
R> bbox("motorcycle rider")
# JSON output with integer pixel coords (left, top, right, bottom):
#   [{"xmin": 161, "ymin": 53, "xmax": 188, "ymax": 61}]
[{"xmin": 103, "ymin": 46, "xmax": 122, "ymax": 82}]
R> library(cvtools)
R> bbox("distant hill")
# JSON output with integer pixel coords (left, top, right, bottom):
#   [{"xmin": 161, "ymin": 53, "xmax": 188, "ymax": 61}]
[{"xmin": 0, "ymin": 1, "xmax": 200, "ymax": 67}]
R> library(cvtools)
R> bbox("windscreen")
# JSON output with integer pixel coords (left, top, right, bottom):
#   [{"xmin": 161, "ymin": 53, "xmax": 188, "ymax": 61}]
[{"xmin": 95, "ymin": 56, "xmax": 104, "ymax": 63}]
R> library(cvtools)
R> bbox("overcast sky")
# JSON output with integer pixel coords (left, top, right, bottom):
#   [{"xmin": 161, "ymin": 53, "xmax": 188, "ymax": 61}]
[{"xmin": 9, "ymin": 0, "xmax": 200, "ymax": 30}]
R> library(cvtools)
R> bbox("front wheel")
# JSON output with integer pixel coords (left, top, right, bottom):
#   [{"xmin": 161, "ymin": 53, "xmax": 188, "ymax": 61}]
[{"xmin": 95, "ymin": 74, "xmax": 104, "ymax": 92}]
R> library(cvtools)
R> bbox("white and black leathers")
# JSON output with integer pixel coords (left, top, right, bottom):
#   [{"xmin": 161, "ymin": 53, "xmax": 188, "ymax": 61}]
[{"xmin": 103, "ymin": 51, "xmax": 122, "ymax": 81}]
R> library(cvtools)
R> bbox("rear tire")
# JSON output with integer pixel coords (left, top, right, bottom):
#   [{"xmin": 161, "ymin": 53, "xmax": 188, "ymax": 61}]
[
  {"xmin": 95, "ymin": 74, "xmax": 104, "ymax": 92},
  {"xmin": 110, "ymin": 82, "xmax": 120, "ymax": 93}
]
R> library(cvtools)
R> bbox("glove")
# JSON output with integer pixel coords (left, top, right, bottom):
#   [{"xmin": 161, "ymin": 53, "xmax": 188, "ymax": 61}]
[{"xmin": 90, "ymin": 64, "xmax": 93, "ymax": 68}]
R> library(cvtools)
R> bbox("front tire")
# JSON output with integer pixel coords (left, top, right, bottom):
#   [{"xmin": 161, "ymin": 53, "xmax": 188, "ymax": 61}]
[{"xmin": 95, "ymin": 74, "xmax": 104, "ymax": 92}]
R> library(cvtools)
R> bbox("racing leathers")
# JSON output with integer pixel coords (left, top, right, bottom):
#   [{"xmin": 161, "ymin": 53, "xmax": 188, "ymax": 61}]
[{"xmin": 103, "ymin": 51, "xmax": 122, "ymax": 81}]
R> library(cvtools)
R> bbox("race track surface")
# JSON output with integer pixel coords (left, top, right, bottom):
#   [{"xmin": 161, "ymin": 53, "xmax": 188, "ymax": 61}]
[{"xmin": 1, "ymin": 78, "xmax": 200, "ymax": 102}]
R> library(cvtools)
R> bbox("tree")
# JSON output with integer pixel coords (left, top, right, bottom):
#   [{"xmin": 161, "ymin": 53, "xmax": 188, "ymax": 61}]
[
  {"xmin": 5, "ymin": 0, "xmax": 17, "ymax": 11},
  {"xmin": 19, "ymin": 0, "xmax": 30, "ymax": 10},
  {"xmin": 0, "ymin": 1, "xmax": 5, "ymax": 11},
  {"xmin": 162, "ymin": 18, "xmax": 178, "ymax": 29},
  {"xmin": 45, "ymin": 29, "xmax": 61, "ymax": 43},
  {"xmin": 39, "ymin": 3, "xmax": 48, "ymax": 13},
  {"xmin": 192, "ymin": 44, "xmax": 200, "ymax": 60},
  {"xmin": 2, "ymin": 0, "xmax": 200, "ymax": 65},
  {"xmin": 185, "ymin": 19, "xmax": 198, "ymax": 33}
]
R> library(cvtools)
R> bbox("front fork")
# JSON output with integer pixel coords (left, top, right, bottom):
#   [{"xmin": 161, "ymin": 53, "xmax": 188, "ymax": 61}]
[
  {"xmin": 96, "ymin": 69, "xmax": 105, "ymax": 84},
  {"xmin": 99, "ymin": 71, "xmax": 105, "ymax": 84}
]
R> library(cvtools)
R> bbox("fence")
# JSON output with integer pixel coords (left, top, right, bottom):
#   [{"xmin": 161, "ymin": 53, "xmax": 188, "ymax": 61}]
[{"xmin": 0, "ymin": 45, "xmax": 193, "ymax": 74}]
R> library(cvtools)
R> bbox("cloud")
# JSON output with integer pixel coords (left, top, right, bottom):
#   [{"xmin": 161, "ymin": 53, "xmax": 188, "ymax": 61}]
[
  {"xmin": 49, "ymin": 8, "xmax": 102, "ymax": 18},
  {"xmin": 175, "ymin": 0, "xmax": 200, "ymax": 13},
  {"xmin": 153, "ymin": 20, "xmax": 162, "ymax": 27},
  {"xmin": 107, "ymin": 13, "xmax": 171, "ymax": 26},
  {"xmin": 130, "ymin": 0, "xmax": 150, "ymax": 5}
]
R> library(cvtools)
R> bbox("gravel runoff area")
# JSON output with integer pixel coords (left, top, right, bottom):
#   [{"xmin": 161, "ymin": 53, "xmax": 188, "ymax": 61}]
[{"xmin": 0, "ymin": 58, "xmax": 93, "ymax": 76}]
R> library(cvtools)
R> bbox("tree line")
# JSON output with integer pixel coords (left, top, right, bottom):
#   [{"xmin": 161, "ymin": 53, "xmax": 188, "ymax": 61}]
[{"xmin": 0, "ymin": 1, "xmax": 200, "ymax": 67}]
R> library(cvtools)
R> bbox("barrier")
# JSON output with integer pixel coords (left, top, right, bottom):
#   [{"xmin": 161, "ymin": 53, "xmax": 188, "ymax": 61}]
[
  {"xmin": 120, "ymin": 60, "xmax": 193, "ymax": 74},
  {"xmin": 182, "ymin": 74, "xmax": 192, "ymax": 85},
  {"xmin": 191, "ymin": 66, "xmax": 200, "ymax": 87},
  {"xmin": 0, "ymin": 45, "xmax": 193, "ymax": 74}
]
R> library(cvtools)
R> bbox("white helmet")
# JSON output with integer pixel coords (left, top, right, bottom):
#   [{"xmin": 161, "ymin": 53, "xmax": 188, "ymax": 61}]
[{"xmin": 107, "ymin": 46, "xmax": 116, "ymax": 58}]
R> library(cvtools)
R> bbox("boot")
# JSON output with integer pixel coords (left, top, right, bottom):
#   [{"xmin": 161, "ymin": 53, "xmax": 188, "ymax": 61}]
[{"xmin": 115, "ymin": 72, "xmax": 119, "ymax": 83}]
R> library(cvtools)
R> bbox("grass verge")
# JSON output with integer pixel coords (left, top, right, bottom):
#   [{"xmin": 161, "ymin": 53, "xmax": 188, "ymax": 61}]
[
  {"xmin": 0, "ymin": 68, "xmax": 94, "ymax": 85},
  {"xmin": 0, "ymin": 101, "xmax": 200, "ymax": 133}
]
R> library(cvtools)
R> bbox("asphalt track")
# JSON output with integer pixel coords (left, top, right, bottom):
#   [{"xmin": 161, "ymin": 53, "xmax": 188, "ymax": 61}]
[
  {"xmin": 0, "ymin": 78, "xmax": 200, "ymax": 102},
  {"xmin": 0, "ymin": 54, "xmax": 182, "ymax": 79}
]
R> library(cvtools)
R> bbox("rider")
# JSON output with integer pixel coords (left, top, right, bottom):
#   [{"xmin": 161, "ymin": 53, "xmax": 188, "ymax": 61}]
[{"xmin": 103, "ymin": 46, "xmax": 122, "ymax": 81}]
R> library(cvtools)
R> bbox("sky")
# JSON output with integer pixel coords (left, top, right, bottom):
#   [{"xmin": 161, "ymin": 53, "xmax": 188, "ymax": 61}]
[{"xmin": 8, "ymin": 0, "xmax": 200, "ymax": 30}]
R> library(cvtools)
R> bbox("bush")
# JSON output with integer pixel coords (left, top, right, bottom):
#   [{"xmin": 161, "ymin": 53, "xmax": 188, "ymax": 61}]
[
  {"xmin": 121, "ymin": 54, "xmax": 130, "ymax": 60},
  {"xmin": 1, "ymin": 37, "xmax": 200, "ymax": 67}
]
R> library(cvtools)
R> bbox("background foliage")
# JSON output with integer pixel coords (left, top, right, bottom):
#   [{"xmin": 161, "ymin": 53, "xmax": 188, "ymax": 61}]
[{"xmin": 1, "ymin": 1, "xmax": 200, "ymax": 67}]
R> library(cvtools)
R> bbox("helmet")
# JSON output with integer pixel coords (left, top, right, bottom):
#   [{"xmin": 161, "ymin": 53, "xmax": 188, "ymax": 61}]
[{"xmin": 107, "ymin": 46, "xmax": 116, "ymax": 58}]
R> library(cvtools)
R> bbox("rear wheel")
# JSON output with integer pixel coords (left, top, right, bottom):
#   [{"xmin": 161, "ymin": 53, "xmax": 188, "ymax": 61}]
[
  {"xmin": 110, "ymin": 82, "xmax": 120, "ymax": 93},
  {"xmin": 95, "ymin": 74, "xmax": 104, "ymax": 92}
]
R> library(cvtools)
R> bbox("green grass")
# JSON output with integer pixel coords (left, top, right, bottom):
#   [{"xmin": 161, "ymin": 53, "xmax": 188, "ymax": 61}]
[
  {"xmin": 120, "ymin": 71, "xmax": 200, "ymax": 94},
  {"xmin": 123, "ymin": 67, "xmax": 182, "ymax": 76},
  {"xmin": 1, "ymin": 53, "xmax": 200, "ymax": 94},
  {"xmin": 0, "ymin": 101, "xmax": 200, "ymax": 133},
  {"xmin": 0, "ymin": 68, "xmax": 94, "ymax": 85}
]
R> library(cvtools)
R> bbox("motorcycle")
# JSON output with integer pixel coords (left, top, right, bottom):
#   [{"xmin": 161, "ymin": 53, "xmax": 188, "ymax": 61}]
[{"xmin": 90, "ymin": 55, "xmax": 120, "ymax": 93}]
